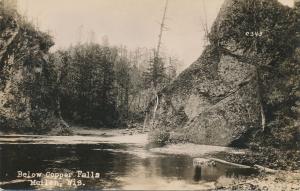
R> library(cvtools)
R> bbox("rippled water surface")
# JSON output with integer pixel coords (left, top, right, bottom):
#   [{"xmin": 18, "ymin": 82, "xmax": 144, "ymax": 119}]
[{"xmin": 0, "ymin": 135, "xmax": 257, "ymax": 190}]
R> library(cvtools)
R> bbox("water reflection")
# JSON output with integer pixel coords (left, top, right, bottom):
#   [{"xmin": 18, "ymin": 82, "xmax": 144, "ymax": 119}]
[{"xmin": 0, "ymin": 138, "xmax": 257, "ymax": 190}]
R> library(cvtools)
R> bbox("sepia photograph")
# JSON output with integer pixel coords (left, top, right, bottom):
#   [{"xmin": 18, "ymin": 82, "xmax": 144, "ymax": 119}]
[{"xmin": 0, "ymin": 0, "xmax": 299, "ymax": 190}]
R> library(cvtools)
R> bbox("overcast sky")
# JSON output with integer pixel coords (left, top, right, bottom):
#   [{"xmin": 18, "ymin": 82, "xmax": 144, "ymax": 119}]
[{"xmin": 18, "ymin": 0, "xmax": 294, "ymax": 69}]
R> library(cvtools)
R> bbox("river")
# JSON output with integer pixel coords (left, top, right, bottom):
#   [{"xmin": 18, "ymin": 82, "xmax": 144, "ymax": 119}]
[{"xmin": 0, "ymin": 131, "xmax": 258, "ymax": 190}]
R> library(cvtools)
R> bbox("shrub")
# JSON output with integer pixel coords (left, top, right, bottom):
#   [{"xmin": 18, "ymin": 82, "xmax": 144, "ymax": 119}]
[{"xmin": 148, "ymin": 129, "xmax": 170, "ymax": 146}]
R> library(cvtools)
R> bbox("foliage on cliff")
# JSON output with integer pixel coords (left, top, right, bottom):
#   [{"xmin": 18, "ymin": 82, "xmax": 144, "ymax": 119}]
[
  {"xmin": 209, "ymin": 0, "xmax": 300, "ymax": 149},
  {"xmin": 214, "ymin": 0, "xmax": 300, "ymax": 149},
  {"xmin": 0, "ymin": 3, "xmax": 68, "ymax": 133},
  {"xmin": 210, "ymin": 0, "xmax": 297, "ymax": 61}
]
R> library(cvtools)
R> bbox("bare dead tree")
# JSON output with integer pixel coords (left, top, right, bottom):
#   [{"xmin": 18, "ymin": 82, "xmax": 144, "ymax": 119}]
[
  {"xmin": 143, "ymin": 0, "xmax": 169, "ymax": 132},
  {"xmin": 155, "ymin": 0, "xmax": 169, "ymax": 59},
  {"xmin": 200, "ymin": 0, "xmax": 209, "ymax": 46},
  {"xmin": 152, "ymin": 0, "xmax": 169, "ymax": 128},
  {"xmin": 77, "ymin": 25, "xmax": 84, "ymax": 44}
]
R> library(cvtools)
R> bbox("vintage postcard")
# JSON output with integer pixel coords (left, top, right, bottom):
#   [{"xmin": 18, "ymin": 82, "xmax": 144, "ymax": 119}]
[{"xmin": 0, "ymin": 0, "xmax": 299, "ymax": 190}]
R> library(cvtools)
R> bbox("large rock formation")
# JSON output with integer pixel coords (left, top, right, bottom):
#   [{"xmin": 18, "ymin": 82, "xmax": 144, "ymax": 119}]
[
  {"xmin": 0, "ymin": 4, "xmax": 68, "ymax": 133},
  {"xmin": 150, "ymin": 0, "xmax": 299, "ymax": 147}
]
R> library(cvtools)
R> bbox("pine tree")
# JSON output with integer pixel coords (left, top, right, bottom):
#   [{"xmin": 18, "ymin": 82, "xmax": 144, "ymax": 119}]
[{"xmin": 143, "ymin": 51, "xmax": 166, "ymax": 89}]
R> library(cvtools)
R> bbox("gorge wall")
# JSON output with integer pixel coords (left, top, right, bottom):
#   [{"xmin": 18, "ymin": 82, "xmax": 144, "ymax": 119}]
[
  {"xmin": 150, "ymin": 0, "xmax": 300, "ymax": 147},
  {"xmin": 0, "ymin": 4, "xmax": 68, "ymax": 133}
]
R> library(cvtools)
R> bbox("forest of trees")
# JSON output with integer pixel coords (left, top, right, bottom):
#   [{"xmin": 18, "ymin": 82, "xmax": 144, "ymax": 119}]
[
  {"xmin": 0, "ymin": 0, "xmax": 182, "ymax": 130},
  {"xmin": 50, "ymin": 42, "xmax": 181, "ymax": 127}
]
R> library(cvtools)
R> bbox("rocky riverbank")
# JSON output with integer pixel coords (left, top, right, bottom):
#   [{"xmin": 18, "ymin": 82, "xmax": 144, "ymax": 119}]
[{"xmin": 217, "ymin": 171, "xmax": 300, "ymax": 191}]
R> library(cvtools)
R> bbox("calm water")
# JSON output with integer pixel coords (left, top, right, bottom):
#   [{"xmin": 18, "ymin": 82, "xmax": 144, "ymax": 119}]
[{"xmin": 0, "ymin": 135, "xmax": 257, "ymax": 190}]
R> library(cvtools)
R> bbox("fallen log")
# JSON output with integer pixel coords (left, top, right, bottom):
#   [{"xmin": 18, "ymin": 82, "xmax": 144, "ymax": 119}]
[
  {"xmin": 253, "ymin": 164, "xmax": 278, "ymax": 174},
  {"xmin": 209, "ymin": 158, "xmax": 252, "ymax": 169},
  {"xmin": 193, "ymin": 157, "xmax": 252, "ymax": 169}
]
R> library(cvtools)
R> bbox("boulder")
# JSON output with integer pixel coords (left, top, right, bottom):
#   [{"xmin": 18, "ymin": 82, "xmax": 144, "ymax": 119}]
[{"xmin": 150, "ymin": 0, "xmax": 299, "ymax": 146}]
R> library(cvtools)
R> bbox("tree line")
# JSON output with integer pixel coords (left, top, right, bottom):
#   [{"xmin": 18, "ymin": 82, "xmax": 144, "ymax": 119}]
[{"xmin": 50, "ymin": 42, "xmax": 181, "ymax": 127}]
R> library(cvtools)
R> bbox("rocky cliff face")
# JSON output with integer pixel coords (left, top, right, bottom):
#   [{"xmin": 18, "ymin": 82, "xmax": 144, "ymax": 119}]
[
  {"xmin": 0, "ymin": 5, "xmax": 68, "ymax": 133},
  {"xmin": 150, "ymin": 0, "xmax": 299, "ymax": 147}
]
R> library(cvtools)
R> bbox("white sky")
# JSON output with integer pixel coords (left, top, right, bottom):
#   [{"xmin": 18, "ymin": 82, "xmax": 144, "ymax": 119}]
[{"xmin": 18, "ymin": 0, "xmax": 294, "ymax": 69}]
